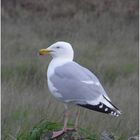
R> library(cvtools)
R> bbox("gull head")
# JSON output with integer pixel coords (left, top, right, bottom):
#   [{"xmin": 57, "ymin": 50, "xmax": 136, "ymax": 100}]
[{"xmin": 39, "ymin": 41, "xmax": 74, "ymax": 60}]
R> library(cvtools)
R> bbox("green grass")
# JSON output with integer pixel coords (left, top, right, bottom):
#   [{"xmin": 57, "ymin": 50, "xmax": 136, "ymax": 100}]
[
  {"xmin": 17, "ymin": 120, "xmax": 60, "ymax": 140},
  {"xmin": 16, "ymin": 119, "xmax": 97, "ymax": 140}
]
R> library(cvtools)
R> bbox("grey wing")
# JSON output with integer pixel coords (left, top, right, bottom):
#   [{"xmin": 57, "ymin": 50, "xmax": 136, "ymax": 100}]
[
  {"xmin": 49, "ymin": 62, "xmax": 110, "ymax": 104},
  {"xmin": 80, "ymin": 65, "xmax": 111, "ymax": 100}
]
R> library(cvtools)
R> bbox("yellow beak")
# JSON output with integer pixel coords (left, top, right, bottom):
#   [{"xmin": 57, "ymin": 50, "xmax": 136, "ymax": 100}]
[{"xmin": 39, "ymin": 49, "xmax": 52, "ymax": 55}]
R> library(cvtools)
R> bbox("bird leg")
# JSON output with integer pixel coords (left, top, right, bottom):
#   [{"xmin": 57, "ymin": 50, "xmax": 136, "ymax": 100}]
[
  {"xmin": 74, "ymin": 110, "xmax": 80, "ymax": 130},
  {"xmin": 52, "ymin": 110, "xmax": 73, "ymax": 138},
  {"xmin": 64, "ymin": 110, "xmax": 80, "ymax": 131},
  {"xmin": 52, "ymin": 106, "xmax": 81, "ymax": 139},
  {"xmin": 51, "ymin": 130, "xmax": 64, "ymax": 139},
  {"xmin": 63, "ymin": 110, "xmax": 71, "ymax": 131}
]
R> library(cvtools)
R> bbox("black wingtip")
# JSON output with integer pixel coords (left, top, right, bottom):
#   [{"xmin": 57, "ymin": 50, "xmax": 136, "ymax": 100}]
[{"xmin": 77, "ymin": 103, "xmax": 121, "ymax": 117}]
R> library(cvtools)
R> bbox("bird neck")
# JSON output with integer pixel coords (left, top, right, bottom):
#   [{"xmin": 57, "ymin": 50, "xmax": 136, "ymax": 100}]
[{"xmin": 51, "ymin": 57, "xmax": 73, "ymax": 66}]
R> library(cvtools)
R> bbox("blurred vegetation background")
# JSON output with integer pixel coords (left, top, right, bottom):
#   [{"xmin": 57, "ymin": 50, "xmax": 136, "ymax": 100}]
[{"xmin": 2, "ymin": 0, "xmax": 139, "ymax": 139}]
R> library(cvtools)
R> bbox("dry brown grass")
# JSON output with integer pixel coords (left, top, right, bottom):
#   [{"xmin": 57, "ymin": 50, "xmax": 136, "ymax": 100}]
[{"xmin": 2, "ymin": 0, "xmax": 139, "ymax": 139}]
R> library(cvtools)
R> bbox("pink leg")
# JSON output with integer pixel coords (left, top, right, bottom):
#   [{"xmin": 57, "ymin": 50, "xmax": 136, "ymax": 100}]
[
  {"xmin": 52, "ymin": 130, "xmax": 64, "ymax": 138},
  {"xmin": 74, "ymin": 110, "xmax": 80, "ymax": 130},
  {"xmin": 64, "ymin": 111, "xmax": 75, "ymax": 131},
  {"xmin": 63, "ymin": 110, "xmax": 70, "ymax": 131},
  {"xmin": 52, "ymin": 109, "xmax": 80, "ymax": 138},
  {"xmin": 52, "ymin": 110, "xmax": 70, "ymax": 138}
]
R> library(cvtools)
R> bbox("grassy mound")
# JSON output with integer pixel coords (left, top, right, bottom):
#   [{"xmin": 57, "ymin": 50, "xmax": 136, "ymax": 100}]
[{"xmin": 16, "ymin": 120, "xmax": 97, "ymax": 140}]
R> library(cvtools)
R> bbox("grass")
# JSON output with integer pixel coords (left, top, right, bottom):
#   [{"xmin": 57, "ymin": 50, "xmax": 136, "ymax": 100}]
[
  {"xmin": 16, "ymin": 119, "xmax": 97, "ymax": 140},
  {"xmin": 16, "ymin": 120, "xmax": 60, "ymax": 140},
  {"xmin": 2, "ymin": 0, "xmax": 139, "ymax": 140}
]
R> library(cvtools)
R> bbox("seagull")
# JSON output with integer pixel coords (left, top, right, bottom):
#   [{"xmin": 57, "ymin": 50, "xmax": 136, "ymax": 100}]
[{"xmin": 39, "ymin": 41, "xmax": 121, "ymax": 138}]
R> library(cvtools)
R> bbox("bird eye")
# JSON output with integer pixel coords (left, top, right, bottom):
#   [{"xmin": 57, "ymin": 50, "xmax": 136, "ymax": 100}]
[{"xmin": 56, "ymin": 46, "xmax": 60, "ymax": 49}]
